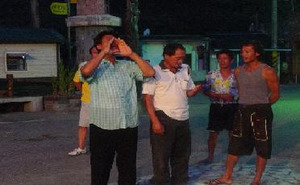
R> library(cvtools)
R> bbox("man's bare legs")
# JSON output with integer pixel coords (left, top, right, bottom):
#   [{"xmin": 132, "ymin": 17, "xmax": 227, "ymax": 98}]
[
  {"xmin": 251, "ymin": 155, "xmax": 267, "ymax": 184},
  {"xmin": 78, "ymin": 126, "xmax": 88, "ymax": 149},
  {"xmin": 199, "ymin": 131, "xmax": 218, "ymax": 165},
  {"xmin": 213, "ymin": 154, "xmax": 238, "ymax": 184},
  {"xmin": 210, "ymin": 155, "xmax": 267, "ymax": 185},
  {"xmin": 207, "ymin": 131, "xmax": 218, "ymax": 163},
  {"xmin": 202, "ymin": 130, "xmax": 232, "ymax": 164},
  {"xmin": 68, "ymin": 126, "xmax": 88, "ymax": 156}
]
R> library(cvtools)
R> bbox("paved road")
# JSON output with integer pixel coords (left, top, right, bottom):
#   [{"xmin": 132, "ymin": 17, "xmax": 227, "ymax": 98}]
[{"xmin": 1, "ymin": 85, "xmax": 300, "ymax": 185}]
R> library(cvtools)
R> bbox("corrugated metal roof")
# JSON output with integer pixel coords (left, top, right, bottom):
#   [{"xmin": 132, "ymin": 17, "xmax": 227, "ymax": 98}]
[{"xmin": 0, "ymin": 28, "xmax": 65, "ymax": 44}]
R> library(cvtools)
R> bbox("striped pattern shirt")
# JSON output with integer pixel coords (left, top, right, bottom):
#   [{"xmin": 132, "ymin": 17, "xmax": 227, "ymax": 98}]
[{"xmin": 81, "ymin": 59, "xmax": 143, "ymax": 130}]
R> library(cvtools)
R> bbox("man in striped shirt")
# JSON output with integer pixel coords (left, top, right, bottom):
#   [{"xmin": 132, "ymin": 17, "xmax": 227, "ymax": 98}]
[{"xmin": 80, "ymin": 30, "xmax": 155, "ymax": 185}]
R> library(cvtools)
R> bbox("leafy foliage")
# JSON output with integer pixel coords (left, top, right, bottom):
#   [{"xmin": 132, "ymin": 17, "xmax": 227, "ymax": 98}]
[{"xmin": 51, "ymin": 62, "xmax": 76, "ymax": 96}]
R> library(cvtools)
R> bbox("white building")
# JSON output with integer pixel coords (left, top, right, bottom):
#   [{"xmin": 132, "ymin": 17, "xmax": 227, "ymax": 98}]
[{"xmin": 0, "ymin": 28, "xmax": 64, "ymax": 79}]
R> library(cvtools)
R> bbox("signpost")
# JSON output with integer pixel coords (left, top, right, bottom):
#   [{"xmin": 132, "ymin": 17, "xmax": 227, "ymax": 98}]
[{"xmin": 50, "ymin": 2, "xmax": 68, "ymax": 15}]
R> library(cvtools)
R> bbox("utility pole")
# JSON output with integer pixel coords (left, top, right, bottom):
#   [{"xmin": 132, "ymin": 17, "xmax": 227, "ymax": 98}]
[
  {"xmin": 66, "ymin": 0, "xmax": 121, "ymax": 66},
  {"xmin": 271, "ymin": 0, "xmax": 278, "ymax": 49},
  {"xmin": 125, "ymin": 0, "xmax": 140, "ymax": 53},
  {"xmin": 30, "ymin": 0, "xmax": 40, "ymax": 28},
  {"xmin": 271, "ymin": 0, "xmax": 280, "ymax": 78}
]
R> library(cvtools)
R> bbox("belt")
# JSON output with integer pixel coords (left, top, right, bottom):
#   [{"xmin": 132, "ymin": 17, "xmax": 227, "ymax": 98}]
[{"xmin": 239, "ymin": 104, "xmax": 270, "ymax": 109}]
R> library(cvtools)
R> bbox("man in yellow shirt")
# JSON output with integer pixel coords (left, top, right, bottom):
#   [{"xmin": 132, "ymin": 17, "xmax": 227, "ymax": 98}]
[{"xmin": 68, "ymin": 46, "xmax": 98, "ymax": 156}]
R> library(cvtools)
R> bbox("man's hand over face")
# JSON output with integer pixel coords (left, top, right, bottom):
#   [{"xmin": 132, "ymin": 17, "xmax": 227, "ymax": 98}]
[{"xmin": 113, "ymin": 38, "xmax": 133, "ymax": 56}]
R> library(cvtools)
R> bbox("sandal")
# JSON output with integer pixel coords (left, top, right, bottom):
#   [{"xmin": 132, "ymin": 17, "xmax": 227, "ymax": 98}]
[{"xmin": 198, "ymin": 158, "xmax": 212, "ymax": 165}]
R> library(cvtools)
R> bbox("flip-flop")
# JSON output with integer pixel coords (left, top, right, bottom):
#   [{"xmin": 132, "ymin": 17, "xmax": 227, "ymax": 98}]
[
  {"xmin": 208, "ymin": 179, "xmax": 232, "ymax": 185},
  {"xmin": 198, "ymin": 158, "xmax": 212, "ymax": 165}
]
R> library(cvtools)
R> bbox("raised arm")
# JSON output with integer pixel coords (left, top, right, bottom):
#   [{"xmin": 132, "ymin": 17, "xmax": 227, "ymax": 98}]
[
  {"xmin": 115, "ymin": 39, "xmax": 155, "ymax": 77},
  {"xmin": 128, "ymin": 52, "xmax": 155, "ymax": 77},
  {"xmin": 80, "ymin": 39, "xmax": 113, "ymax": 77}
]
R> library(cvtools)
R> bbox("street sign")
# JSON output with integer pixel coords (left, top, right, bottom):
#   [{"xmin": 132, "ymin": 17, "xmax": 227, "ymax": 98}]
[
  {"xmin": 70, "ymin": 0, "xmax": 77, "ymax": 3},
  {"xmin": 50, "ymin": 2, "xmax": 68, "ymax": 15}
]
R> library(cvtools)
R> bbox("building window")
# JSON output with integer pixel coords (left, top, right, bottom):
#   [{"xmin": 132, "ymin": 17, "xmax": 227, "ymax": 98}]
[{"xmin": 6, "ymin": 53, "xmax": 27, "ymax": 71}]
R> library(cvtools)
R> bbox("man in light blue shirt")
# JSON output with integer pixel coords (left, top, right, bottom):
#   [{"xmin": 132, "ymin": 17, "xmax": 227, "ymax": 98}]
[{"xmin": 80, "ymin": 30, "xmax": 155, "ymax": 185}]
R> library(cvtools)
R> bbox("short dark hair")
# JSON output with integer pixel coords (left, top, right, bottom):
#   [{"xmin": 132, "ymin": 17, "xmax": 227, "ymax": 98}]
[
  {"xmin": 93, "ymin": 30, "xmax": 118, "ymax": 46},
  {"xmin": 163, "ymin": 43, "xmax": 185, "ymax": 56},
  {"xmin": 216, "ymin": 49, "xmax": 234, "ymax": 60},
  {"xmin": 241, "ymin": 40, "xmax": 264, "ymax": 60}
]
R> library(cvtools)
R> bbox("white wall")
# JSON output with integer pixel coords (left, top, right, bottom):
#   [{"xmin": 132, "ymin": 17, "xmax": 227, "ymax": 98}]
[
  {"xmin": 141, "ymin": 41, "xmax": 164, "ymax": 66},
  {"xmin": 0, "ymin": 43, "xmax": 58, "ymax": 79}
]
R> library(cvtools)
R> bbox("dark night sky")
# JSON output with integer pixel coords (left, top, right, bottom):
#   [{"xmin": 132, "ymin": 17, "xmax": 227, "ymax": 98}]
[
  {"xmin": 0, "ymin": 0, "xmax": 296, "ymax": 37},
  {"xmin": 137, "ymin": 0, "xmax": 271, "ymax": 35}
]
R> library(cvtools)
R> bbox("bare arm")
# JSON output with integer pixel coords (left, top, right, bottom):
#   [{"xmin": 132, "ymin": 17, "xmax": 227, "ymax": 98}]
[
  {"xmin": 80, "ymin": 51, "xmax": 108, "ymax": 77},
  {"xmin": 262, "ymin": 66, "xmax": 280, "ymax": 104},
  {"xmin": 81, "ymin": 38, "xmax": 154, "ymax": 77},
  {"xmin": 143, "ymin": 94, "xmax": 164, "ymax": 135},
  {"xmin": 204, "ymin": 91, "xmax": 234, "ymax": 101},
  {"xmin": 128, "ymin": 52, "xmax": 155, "ymax": 77},
  {"xmin": 80, "ymin": 39, "xmax": 113, "ymax": 77},
  {"xmin": 234, "ymin": 67, "xmax": 241, "ymax": 90},
  {"xmin": 186, "ymin": 84, "xmax": 202, "ymax": 97},
  {"xmin": 233, "ymin": 67, "xmax": 241, "ymax": 96},
  {"xmin": 115, "ymin": 39, "xmax": 155, "ymax": 77}
]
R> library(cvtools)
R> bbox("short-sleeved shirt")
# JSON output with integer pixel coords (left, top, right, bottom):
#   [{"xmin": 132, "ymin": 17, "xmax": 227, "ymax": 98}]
[
  {"xmin": 204, "ymin": 69, "xmax": 238, "ymax": 104},
  {"xmin": 142, "ymin": 63, "xmax": 195, "ymax": 121},
  {"xmin": 81, "ymin": 59, "xmax": 143, "ymax": 130},
  {"xmin": 74, "ymin": 62, "xmax": 90, "ymax": 103}
]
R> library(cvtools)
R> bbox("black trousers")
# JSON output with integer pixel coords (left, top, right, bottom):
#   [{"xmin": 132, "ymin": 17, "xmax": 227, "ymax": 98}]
[
  {"xmin": 90, "ymin": 124, "xmax": 138, "ymax": 185},
  {"xmin": 150, "ymin": 111, "xmax": 191, "ymax": 185}
]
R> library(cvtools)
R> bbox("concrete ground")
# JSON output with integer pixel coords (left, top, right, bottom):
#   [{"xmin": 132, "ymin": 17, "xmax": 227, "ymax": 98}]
[{"xmin": 1, "ymin": 85, "xmax": 300, "ymax": 185}]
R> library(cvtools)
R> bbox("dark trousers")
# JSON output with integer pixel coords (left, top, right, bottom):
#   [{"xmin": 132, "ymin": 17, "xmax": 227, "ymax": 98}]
[
  {"xmin": 150, "ymin": 111, "xmax": 191, "ymax": 185},
  {"xmin": 90, "ymin": 124, "xmax": 138, "ymax": 185}
]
